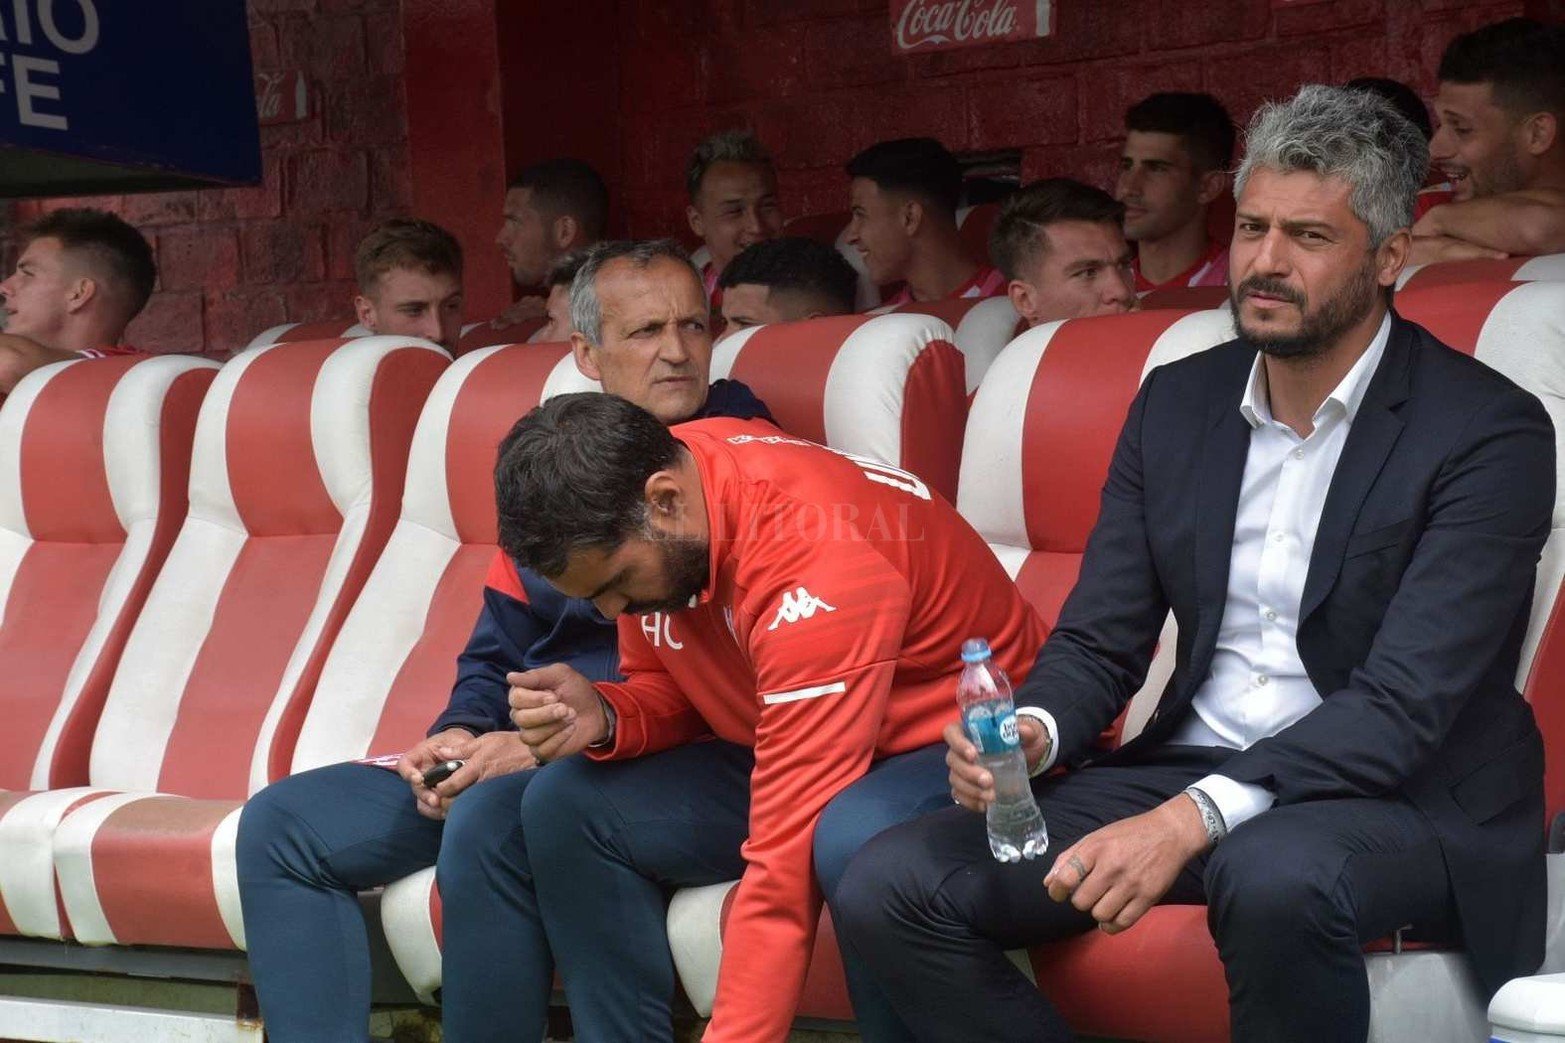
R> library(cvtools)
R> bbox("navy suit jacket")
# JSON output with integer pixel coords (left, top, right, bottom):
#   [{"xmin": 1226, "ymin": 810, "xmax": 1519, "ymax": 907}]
[{"xmin": 1016, "ymin": 312, "xmax": 1554, "ymax": 994}]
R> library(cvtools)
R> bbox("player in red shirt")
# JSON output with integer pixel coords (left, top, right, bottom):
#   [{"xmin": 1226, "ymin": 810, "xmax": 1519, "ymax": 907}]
[
  {"xmin": 503, "ymin": 395, "xmax": 1048, "ymax": 1042},
  {"xmin": 1116, "ymin": 93, "xmax": 1237, "ymax": 293},
  {"xmin": 0, "ymin": 208, "xmax": 155, "ymax": 392},
  {"xmin": 847, "ymin": 137, "xmax": 1004, "ymax": 308},
  {"xmin": 687, "ymin": 130, "xmax": 785, "ymax": 312},
  {"xmin": 1414, "ymin": 19, "xmax": 1565, "ymax": 264}
]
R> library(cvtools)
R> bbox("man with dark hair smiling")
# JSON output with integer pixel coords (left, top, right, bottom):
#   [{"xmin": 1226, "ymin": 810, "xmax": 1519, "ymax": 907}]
[
  {"xmin": 236, "ymin": 238, "xmax": 770, "ymax": 1043},
  {"xmin": 717, "ymin": 235, "xmax": 859, "ymax": 336},
  {"xmin": 1414, "ymin": 18, "xmax": 1565, "ymax": 262},
  {"xmin": 500, "ymin": 393, "xmax": 1046, "ymax": 1042},
  {"xmin": 989, "ymin": 178, "xmax": 1137, "ymax": 328},
  {"xmin": 0, "ymin": 207, "xmax": 156, "ymax": 391},
  {"xmin": 836, "ymin": 85, "xmax": 1552, "ymax": 1043},
  {"xmin": 846, "ymin": 137, "xmax": 1003, "ymax": 306}
]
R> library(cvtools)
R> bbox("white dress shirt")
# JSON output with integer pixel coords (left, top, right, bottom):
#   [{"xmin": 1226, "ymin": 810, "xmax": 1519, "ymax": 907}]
[{"xmin": 1020, "ymin": 313, "xmax": 1393, "ymax": 832}]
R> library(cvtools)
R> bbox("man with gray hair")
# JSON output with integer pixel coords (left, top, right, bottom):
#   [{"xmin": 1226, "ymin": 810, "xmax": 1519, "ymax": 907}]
[
  {"xmin": 685, "ymin": 129, "xmax": 785, "ymax": 308},
  {"xmin": 235, "ymin": 241, "xmax": 769, "ymax": 1043},
  {"xmin": 835, "ymin": 84, "xmax": 1552, "ymax": 1042}
]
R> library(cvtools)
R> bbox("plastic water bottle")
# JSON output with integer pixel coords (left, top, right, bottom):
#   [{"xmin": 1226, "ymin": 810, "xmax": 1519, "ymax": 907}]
[{"xmin": 957, "ymin": 637, "xmax": 1049, "ymax": 863}]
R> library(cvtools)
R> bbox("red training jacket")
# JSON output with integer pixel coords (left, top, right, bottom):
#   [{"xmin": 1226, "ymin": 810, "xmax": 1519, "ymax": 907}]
[{"xmin": 587, "ymin": 417, "xmax": 1049, "ymax": 1042}]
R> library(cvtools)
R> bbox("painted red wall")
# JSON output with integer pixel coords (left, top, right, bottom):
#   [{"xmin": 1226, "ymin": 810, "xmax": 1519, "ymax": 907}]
[
  {"xmin": 3, "ymin": 0, "xmax": 1546, "ymax": 354},
  {"xmin": 3, "ymin": 0, "xmax": 411, "ymax": 356},
  {"xmin": 604, "ymin": 0, "xmax": 1528, "ymax": 238}
]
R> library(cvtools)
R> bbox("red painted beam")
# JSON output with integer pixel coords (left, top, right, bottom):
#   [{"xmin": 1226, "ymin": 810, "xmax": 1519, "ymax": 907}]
[{"xmin": 402, "ymin": 0, "xmax": 511, "ymax": 320}]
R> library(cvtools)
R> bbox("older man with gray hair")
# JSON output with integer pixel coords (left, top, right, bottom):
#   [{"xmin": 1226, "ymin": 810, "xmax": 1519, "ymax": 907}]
[{"xmin": 835, "ymin": 84, "xmax": 1553, "ymax": 1043}]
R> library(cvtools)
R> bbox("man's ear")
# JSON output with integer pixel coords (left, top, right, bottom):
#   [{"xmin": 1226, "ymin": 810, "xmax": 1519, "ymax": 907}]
[
  {"xmin": 1523, "ymin": 111, "xmax": 1557, "ymax": 157},
  {"xmin": 1375, "ymin": 228, "xmax": 1412, "ymax": 289},
  {"xmin": 64, "ymin": 276, "xmax": 97, "ymax": 316},
  {"xmin": 353, "ymin": 294, "xmax": 377, "ymax": 332},
  {"xmin": 553, "ymin": 213, "xmax": 581, "ymax": 251},
  {"xmin": 571, "ymin": 331, "xmax": 602, "ymax": 381},
  {"xmin": 1197, "ymin": 169, "xmax": 1229, "ymax": 207},
  {"xmin": 1006, "ymin": 279, "xmax": 1038, "ymax": 327},
  {"xmin": 902, "ymin": 198, "xmax": 925, "ymax": 237},
  {"xmin": 687, "ymin": 204, "xmax": 705, "ymax": 243},
  {"xmin": 643, "ymin": 469, "xmax": 684, "ymax": 529}
]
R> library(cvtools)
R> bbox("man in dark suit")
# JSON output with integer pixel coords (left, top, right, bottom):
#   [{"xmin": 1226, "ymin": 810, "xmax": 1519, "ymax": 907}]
[{"xmin": 833, "ymin": 85, "xmax": 1554, "ymax": 1043}]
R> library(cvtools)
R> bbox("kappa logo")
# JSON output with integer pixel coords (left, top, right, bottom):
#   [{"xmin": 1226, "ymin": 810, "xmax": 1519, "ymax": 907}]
[{"xmin": 768, "ymin": 587, "xmax": 836, "ymax": 631}]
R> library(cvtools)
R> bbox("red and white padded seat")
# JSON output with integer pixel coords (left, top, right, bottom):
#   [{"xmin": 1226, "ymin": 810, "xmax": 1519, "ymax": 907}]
[
  {"xmin": 245, "ymin": 319, "xmax": 370, "ymax": 352},
  {"xmin": 454, "ymin": 318, "xmax": 553, "ymax": 355},
  {"xmin": 1396, "ymin": 252, "xmax": 1565, "ymax": 292},
  {"xmin": 956, "ymin": 202, "xmax": 1000, "ymax": 266},
  {"xmin": 709, "ymin": 313, "xmax": 969, "ymax": 501},
  {"xmin": 0, "ymin": 355, "xmax": 218, "ymax": 940},
  {"xmin": 267, "ymin": 344, "xmax": 590, "ymax": 1001},
  {"xmin": 1139, "ymin": 284, "xmax": 1232, "ymax": 311},
  {"xmin": 43, "ymin": 337, "xmax": 447, "ymax": 953},
  {"xmin": 879, "ymin": 296, "xmax": 1024, "ymax": 394}
]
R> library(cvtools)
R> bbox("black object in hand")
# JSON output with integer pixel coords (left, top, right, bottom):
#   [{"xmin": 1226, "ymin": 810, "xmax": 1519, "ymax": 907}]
[{"xmin": 421, "ymin": 759, "xmax": 464, "ymax": 787}]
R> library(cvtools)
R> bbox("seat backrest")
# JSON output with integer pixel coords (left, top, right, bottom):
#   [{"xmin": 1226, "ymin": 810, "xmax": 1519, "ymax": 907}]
[
  {"xmin": 957, "ymin": 203, "xmax": 1000, "ymax": 266},
  {"xmin": 454, "ymin": 319, "xmax": 550, "ymax": 355},
  {"xmin": 245, "ymin": 319, "xmax": 366, "ymax": 352},
  {"xmin": 0, "ymin": 356, "xmax": 218, "ymax": 790},
  {"xmin": 87, "ymin": 338, "xmax": 448, "ymax": 799},
  {"xmin": 1396, "ymin": 253, "xmax": 1565, "ymax": 292},
  {"xmin": 959, "ymin": 308, "xmax": 1234, "ymax": 615},
  {"xmin": 883, "ymin": 297, "xmax": 1025, "ymax": 394},
  {"xmin": 1397, "ymin": 280, "xmax": 1565, "ymax": 818},
  {"xmin": 961, "ymin": 309, "xmax": 1235, "ymax": 738},
  {"xmin": 1139, "ymin": 285, "xmax": 1231, "ymax": 312},
  {"xmin": 712, "ymin": 313, "xmax": 969, "ymax": 501},
  {"xmin": 289, "ymin": 344, "xmax": 596, "ymax": 769}
]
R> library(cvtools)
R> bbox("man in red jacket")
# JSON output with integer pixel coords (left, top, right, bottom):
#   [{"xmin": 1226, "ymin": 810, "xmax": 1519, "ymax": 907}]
[{"xmin": 504, "ymin": 395, "xmax": 1048, "ymax": 1042}]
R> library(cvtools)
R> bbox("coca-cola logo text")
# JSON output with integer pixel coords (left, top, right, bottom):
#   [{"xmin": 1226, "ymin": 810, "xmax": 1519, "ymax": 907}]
[{"xmin": 896, "ymin": 0, "xmax": 1019, "ymax": 51}]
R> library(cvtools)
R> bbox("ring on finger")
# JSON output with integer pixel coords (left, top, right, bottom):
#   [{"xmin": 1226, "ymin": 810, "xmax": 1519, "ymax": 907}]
[{"xmin": 1068, "ymin": 854, "xmax": 1090, "ymax": 881}]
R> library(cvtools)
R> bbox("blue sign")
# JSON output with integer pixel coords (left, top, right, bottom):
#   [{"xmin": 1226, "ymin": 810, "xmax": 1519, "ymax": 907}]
[{"xmin": 0, "ymin": 0, "xmax": 260, "ymax": 194}]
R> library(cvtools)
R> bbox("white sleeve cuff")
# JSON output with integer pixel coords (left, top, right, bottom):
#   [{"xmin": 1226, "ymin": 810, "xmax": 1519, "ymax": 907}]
[
  {"xmin": 1190, "ymin": 773, "xmax": 1274, "ymax": 831},
  {"xmin": 1013, "ymin": 706, "xmax": 1060, "ymax": 777}
]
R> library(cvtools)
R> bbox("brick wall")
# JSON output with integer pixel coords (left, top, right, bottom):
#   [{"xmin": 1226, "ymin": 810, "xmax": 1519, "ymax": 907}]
[
  {"xmin": 3, "ymin": 0, "xmax": 409, "ymax": 356},
  {"xmin": 614, "ymin": 0, "xmax": 1528, "ymax": 239}
]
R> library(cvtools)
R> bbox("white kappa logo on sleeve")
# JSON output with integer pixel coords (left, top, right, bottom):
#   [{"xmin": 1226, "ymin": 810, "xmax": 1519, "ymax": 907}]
[{"xmin": 767, "ymin": 587, "xmax": 836, "ymax": 630}]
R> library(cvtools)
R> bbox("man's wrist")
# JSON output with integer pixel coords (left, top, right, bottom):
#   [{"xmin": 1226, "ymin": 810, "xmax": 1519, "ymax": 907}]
[
  {"xmin": 1182, "ymin": 786, "xmax": 1228, "ymax": 850},
  {"xmin": 587, "ymin": 692, "xmax": 617, "ymax": 749}
]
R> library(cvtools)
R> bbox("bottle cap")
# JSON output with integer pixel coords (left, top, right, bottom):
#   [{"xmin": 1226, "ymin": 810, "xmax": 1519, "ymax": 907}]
[{"xmin": 960, "ymin": 637, "xmax": 992, "ymax": 664}]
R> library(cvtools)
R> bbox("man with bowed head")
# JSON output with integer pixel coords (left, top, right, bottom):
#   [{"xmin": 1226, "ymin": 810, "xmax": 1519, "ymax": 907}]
[
  {"xmin": 835, "ymin": 85, "xmax": 1553, "ymax": 1042},
  {"xmin": 501, "ymin": 389, "xmax": 1048, "ymax": 1041}
]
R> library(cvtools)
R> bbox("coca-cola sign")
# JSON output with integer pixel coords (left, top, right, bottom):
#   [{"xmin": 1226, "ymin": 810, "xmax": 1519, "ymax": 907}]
[
  {"xmin": 890, "ymin": 0, "xmax": 1053, "ymax": 55},
  {"xmin": 255, "ymin": 70, "xmax": 309, "ymax": 126}
]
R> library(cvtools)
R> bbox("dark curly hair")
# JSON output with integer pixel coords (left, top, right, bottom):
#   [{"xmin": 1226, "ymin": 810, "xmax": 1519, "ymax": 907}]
[{"xmin": 495, "ymin": 393, "xmax": 680, "ymax": 577}]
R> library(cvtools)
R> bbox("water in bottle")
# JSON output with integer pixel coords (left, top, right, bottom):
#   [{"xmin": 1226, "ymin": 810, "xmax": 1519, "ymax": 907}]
[{"xmin": 957, "ymin": 637, "xmax": 1049, "ymax": 863}]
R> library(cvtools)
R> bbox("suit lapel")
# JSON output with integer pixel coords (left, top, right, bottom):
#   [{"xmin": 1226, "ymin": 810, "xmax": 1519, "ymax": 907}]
[
  {"xmin": 1299, "ymin": 318, "xmax": 1415, "ymax": 621},
  {"xmin": 1191, "ymin": 348, "xmax": 1257, "ymax": 677}
]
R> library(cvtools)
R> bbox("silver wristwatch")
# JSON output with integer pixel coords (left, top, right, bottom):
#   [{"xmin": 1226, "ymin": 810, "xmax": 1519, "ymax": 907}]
[{"xmin": 1184, "ymin": 785, "xmax": 1229, "ymax": 846}]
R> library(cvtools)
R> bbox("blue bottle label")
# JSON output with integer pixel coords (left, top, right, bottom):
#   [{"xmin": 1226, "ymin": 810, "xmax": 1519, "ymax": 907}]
[{"xmin": 965, "ymin": 705, "xmax": 1019, "ymax": 755}]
